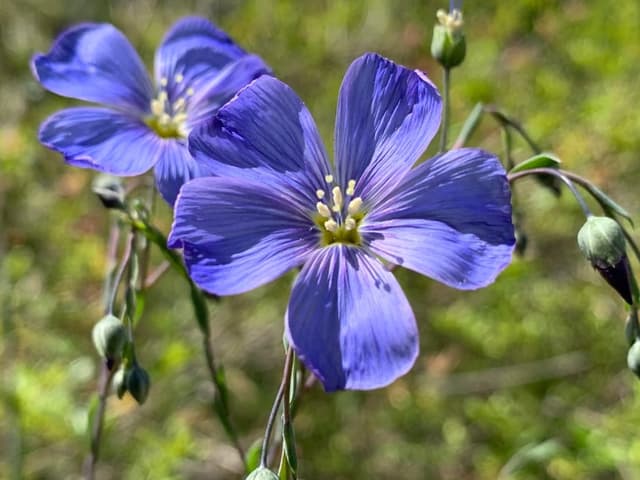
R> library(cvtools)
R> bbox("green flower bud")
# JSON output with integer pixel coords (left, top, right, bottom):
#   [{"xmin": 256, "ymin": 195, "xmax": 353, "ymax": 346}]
[
  {"xmin": 92, "ymin": 174, "xmax": 125, "ymax": 210},
  {"xmin": 92, "ymin": 314, "xmax": 126, "ymax": 368},
  {"xmin": 245, "ymin": 467, "xmax": 279, "ymax": 480},
  {"xmin": 627, "ymin": 340, "xmax": 640, "ymax": 377},
  {"xmin": 125, "ymin": 364, "xmax": 151, "ymax": 405},
  {"xmin": 431, "ymin": 9, "xmax": 466, "ymax": 69},
  {"xmin": 577, "ymin": 216, "xmax": 632, "ymax": 304},
  {"xmin": 578, "ymin": 216, "xmax": 626, "ymax": 268}
]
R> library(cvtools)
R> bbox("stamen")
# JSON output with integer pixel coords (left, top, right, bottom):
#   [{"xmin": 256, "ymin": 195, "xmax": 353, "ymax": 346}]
[
  {"xmin": 316, "ymin": 202, "xmax": 332, "ymax": 218},
  {"xmin": 324, "ymin": 174, "xmax": 334, "ymax": 183},
  {"xmin": 174, "ymin": 73, "xmax": 184, "ymax": 83},
  {"xmin": 347, "ymin": 197, "xmax": 362, "ymax": 215},
  {"xmin": 172, "ymin": 113, "xmax": 188, "ymax": 125},
  {"xmin": 345, "ymin": 217, "xmax": 356, "ymax": 231},
  {"xmin": 332, "ymin": 186, "xmax": 343, "ymax": 212},
  {"xmin": 346, "ymin": 179, "xmax": 356, "ymax": 196},
  {"xmin": 316, "ymin": 189, "xmax": 325, "ymax": 200},
  {"xmin": 324, "ymin": 219, "xmax": 338, "ymax": 232},
  {"xmin": 150, "ymin": 99, "xmax": 164, "ymax": 117},
  {"xmin": 173, "ymin": 97, "xmax": 186, "ymax": 111},
  {"xmin": 160, "ymin": 77, "xmax": 168, "ymax": 87},
  {"xmin": 159, "ymin": 113, "xmax": 171, "ymax": 125},
  {"xmin": 158, "ymin": 91, "xmax": 168, "ymax": 102}
]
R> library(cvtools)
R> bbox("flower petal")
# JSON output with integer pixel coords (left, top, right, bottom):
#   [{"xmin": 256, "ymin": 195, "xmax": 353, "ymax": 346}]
[
  {"xmin": 189, "ymin": 75, "xmax": 331, "ymax": 206},
  {"xmin": 334, "ymin": 53, "xmax": 441, "ymax": 203},
  {"xmin": 32, "ymin": 23, "xmax": 153, "ymax": 113},
  {"xmin": 168, "ymin": 176, "xmax": 317, "ymax": 296},
  {"xmin": 39, "ymin": 107, "xmax": 162, "ymax": 175},
  {"xmin": 286, "ymin": 245, "xmax": 419, "ymax": 392},
  {"xmin": 361, "ymin": 148, "xmax": 515, "ymax": 289},
  {"xmin": 154, "ymin": 16, "xmax": 264, "ymax": 101},
  {"xmin": 187, "ymin": 54, "xmax": 271, "ymax": 127},
  {"xmin": 153, "ymin": 140, "xmax": 199, "ymax": 206}
]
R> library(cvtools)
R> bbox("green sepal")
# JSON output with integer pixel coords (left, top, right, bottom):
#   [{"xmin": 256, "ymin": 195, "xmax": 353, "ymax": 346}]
[{"xmin": 509, "ymin": 153, "xmax": 561, "ymax": 174}]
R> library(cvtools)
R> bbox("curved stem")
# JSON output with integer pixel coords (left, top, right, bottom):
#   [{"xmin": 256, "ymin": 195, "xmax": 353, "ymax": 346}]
[
  {"xmin": 260, "ymin": 348, "xmax": 294, "ymax": 468},
  {"xmin": 438, "ymin": 68, "xmax": 451, "ymax": 153},
  {"xmin": 508, "ymin": 168, "xmax": 592, "ymax": 217}
]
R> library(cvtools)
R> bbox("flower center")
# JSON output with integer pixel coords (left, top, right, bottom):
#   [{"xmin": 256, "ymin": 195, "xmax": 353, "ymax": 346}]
[
  {"xmin": 315, "ymin": 176, "xmax": 365, "ymax": 246},
  {"xmin": 146, "ymin": 74, "xmax": 194, "ymax": 139}
]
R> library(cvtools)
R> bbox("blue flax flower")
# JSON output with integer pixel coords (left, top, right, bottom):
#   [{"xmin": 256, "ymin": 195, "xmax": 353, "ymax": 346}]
[
  {"xmin": 169, "ymin": 53, "xmax": 515, "ymax": 391},
  {"xmin": 32, "ymin": 17, "xmax": 270, "ymax": 205}
]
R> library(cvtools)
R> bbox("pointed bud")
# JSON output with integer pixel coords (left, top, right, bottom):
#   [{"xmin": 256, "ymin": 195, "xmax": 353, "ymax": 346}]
[
  {"xmin": 245, "ymin": 467, "xmax": 279, "ymax": 480},
  {"xmin": 431, "ymin": 9, "xmax": 466, "ymax": 69},
  {"xmin": 92, "ymin": 315, "xmax": 126, "ymax": 368},
  {"xmin": 628, "ymin": 340, "xmax": 640, "ymax": 377},
  {"xmin": 125, "ymin": 364, "xmax": 151, "ymax": 405},
  {"xmin": 577, "ymin": 216, "xmax": 632, "ymax": 304},
  {"xmin": 92, "ymin": 174, "xmax": 125, "ymax": 210}
]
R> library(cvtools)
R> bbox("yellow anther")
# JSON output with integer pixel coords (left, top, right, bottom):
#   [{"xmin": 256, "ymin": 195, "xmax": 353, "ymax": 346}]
[
  {"xmin": 324, "ymin": 174, "xmax": 334, "ymax": 183},
  {"xmin": 158, "ymin": 90, "xmax": 168, "ymax": 102},
  {"xmin": 160, "ymin": 77, "xmax": 168, "ymax": 87},
  {"xmin": 159, "ymin": 113, "xmax": 171, "ymax": 125},
  {"xmin": 324, "ymin": 219, "xmax": 338, "ymax": 232},
  {"xmin": 316, "ymin": 189, "xmax": 325, "ymax": 200},
  {"xmin": 172, "ymin": 112, "xmax": 188, "ymax": 125},
  {"xmin": 347, "ymin": 197, "xmax": 363, "ymax": 216},
  {"xmin": 316, "ymin": 202, "xmax": 332, "ymax": 218},
  {"xmin": 187, "ymin": 87, "xmax": 195, "ymax": 96},
  {"xmin": 345, "ymin": 217, "xmax": 356, "ymax": 231},
  {"xmin": 332, "ymin": 186, "xmax": 343, "ymax": 211},
  {"xmin": 346, "ymin": 179, "xmax": 356, "ymax": 196},
  {"xmin": 174, "ymin": 73, "xmax": 184, "ymax": 83}
]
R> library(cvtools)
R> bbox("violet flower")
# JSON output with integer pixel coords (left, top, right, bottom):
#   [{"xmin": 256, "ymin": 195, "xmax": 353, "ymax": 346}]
[
  {"xmin": 32, "ymin": 17, "xmax": 270, "ymax": 205},
  {"xmin": 169, "ymin": 53, "xmax": 515, "ymax": 391}
]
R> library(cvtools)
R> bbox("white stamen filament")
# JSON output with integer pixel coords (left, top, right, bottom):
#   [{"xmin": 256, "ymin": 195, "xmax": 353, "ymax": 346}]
[{"xmin": 160, "ymin": 77, "xmax": 168, "ymax": 87}]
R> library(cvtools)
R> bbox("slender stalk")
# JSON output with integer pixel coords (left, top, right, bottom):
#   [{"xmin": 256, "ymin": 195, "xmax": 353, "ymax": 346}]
[
  {"xmin": 143, "ymin": 260, "xmax": 170, "ymax": 288},
  {"xmin": 261, "ymin": 348, "xmax": 294, "ymax": 468},
  {"xmin": 107, "ymin": 232, "xmax": 134, "ymax": 315},
  {"xmin": 83, "ymin": 362, "xmax": 118, "ymax": 480},
  {"xmin": 508, "ymin": 168, "xmax": 592, "ymax": 218},
  {"xmin": 439, "ymin": 68, "xmax": 451, "ymax": 152},
  {"xmin": 138, "ymin": 180, "xmax": 157, "ymax": 291}
]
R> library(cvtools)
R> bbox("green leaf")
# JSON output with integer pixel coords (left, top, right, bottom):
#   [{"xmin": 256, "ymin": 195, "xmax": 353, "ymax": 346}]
[
  {"xmin": 453, "ymin": 102, "xmax": 484, "ymax": 147},
  {"xmin": 283, "ymin": 421, "xmax": 297, "ymax": 474},
  {"xmin": 509, "ymin": 152, "xmax": 561, "ymax": 173},
  {"xmin": 245, "ymin": 438, "xmax": 263, "ymax": 473}
]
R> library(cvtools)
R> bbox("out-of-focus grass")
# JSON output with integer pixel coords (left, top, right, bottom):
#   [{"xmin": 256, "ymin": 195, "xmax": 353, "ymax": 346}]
[{"xmin": 2, "ymin": 1, "xmax": 640, "ymax": 478}]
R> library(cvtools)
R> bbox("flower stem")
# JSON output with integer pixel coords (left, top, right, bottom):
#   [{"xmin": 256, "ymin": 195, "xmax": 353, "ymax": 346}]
[
  {"xmin": 439, "ymin": 67, "xmax": 451, "ymax": 153},
  {"xmin": 260, "ymin": 348, "xmax": 294, "ymax": 468}
]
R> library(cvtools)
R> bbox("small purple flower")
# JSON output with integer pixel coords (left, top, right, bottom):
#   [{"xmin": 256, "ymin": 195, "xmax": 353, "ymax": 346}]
[
  {"xmin": 32, "ymin": 17, "xmax": 270, "ymax": 205},
  {"xmin": 169, "ymin": 53, "xmax": 515, "ymax": 391}
]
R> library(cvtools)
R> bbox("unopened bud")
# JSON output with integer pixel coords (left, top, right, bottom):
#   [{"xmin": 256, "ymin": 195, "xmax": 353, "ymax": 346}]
[
  {"xmin": 92, "ymin": 315, "xmax": 126, "ymax": 368},
  {"xmin": 431, "ymin": 9, "xmax": 466, "ymax": 69},
  {"xmin": 125, "ymin": 364, "xmax": 151, "ymax": 405},
  {"xmin": 628, "ymin": 340, "xmax": 640, "ymax": 377},
  {"xmin": 113, "ymin": 367, "xmax": 127, "ymax": 398},
  {"xmin": 245, "ymin": 467, "xmax": 279, "ymax": 480},
  {"xmin": 578, "ymin": 216, "xmax": 632, "ymax": 304},
  {"xmin": 92, "ymin": 174, "xmax": 125, "ymax": 210}
]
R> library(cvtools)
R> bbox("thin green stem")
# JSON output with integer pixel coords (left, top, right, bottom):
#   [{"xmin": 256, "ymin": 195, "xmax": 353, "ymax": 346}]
[
  {"xmin": 439, "ymin": 68, "xmax": 451, "ymax": 153},
  {"xmin": 261, "ymin": 348, "xmax": 294, "ymax": 468},
  {"xmin": 508, "ymin": 168, "xmax": 592, "ymax": 218}
]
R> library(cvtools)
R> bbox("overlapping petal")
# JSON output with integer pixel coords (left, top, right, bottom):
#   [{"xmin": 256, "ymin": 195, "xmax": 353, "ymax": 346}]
[
  {"xmin": 361, "ymin": 148, "xmax": 515, "ymax": 289},
  {"xmin": 187, "ymin": 54, "xmax": 270, "ymax": 127},
  {"xmin": 286, "ymin": 245, "xmax": 419, "ymax": 391},
  {"xmin": 188, "ymin": 75, "xmax": 331, "ymax": 205},
  {"xmin": 39, "ymin": 107, "xmax": 162, "ymax": 175},
  {"xmin": 154, "ymin": 16, "xmax": 254, "ymax": 99},
  {"xmin": 334, "ymin": 53, "xmax": 442, "ymax": 203},
  {"xmin": 168, "ymin": 176, "xmax": 318, "ymax": 296},
  {"xmin": 32, "ymin": 23, "xmax": 153, "ymax": 113},
  {"xmin": 153, "ymin": 140, "xmax": 199, "ymax": 206}
]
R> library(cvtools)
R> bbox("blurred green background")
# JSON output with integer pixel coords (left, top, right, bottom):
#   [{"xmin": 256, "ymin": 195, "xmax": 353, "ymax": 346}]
[{"xmin": 2, "ymin": 0, "xmax": 640, "ymax": 478}]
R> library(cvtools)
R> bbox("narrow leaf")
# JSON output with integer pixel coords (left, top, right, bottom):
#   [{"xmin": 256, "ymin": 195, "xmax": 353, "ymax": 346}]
[{"xmin": 510, "ymin": 153, "xmax": 561, "ymax": 174}]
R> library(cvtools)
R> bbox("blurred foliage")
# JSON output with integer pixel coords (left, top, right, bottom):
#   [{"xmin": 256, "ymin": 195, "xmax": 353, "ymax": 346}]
[{"xmin": 2, "ymin": 0, "xmax": 640, "ymax": 479}]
